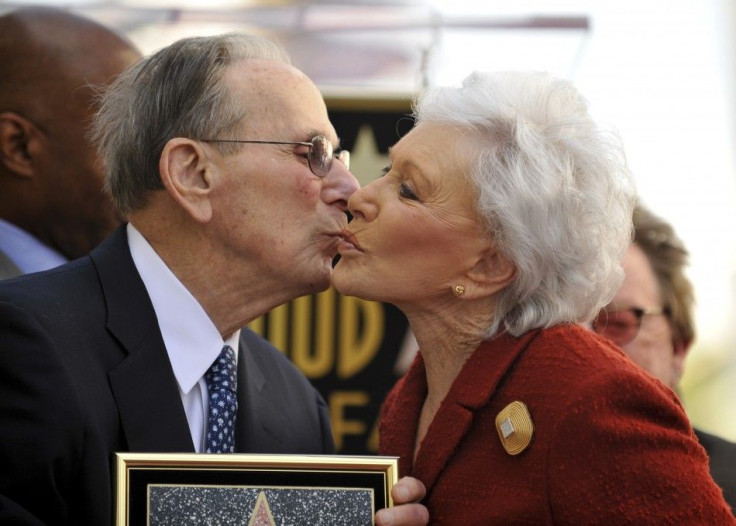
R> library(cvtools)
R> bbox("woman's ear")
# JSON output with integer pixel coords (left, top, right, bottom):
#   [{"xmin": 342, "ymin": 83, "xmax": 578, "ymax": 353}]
[
  {"xmin": 0, "ymin": 112, "xmax": 39, "ymax": 178},
  {"xmin": 463, "ymin": 246, "xmax": 516, "ymax": 299},
  {"xmin": 159, "ymin": 138, "xmax": 213, "ymax": 223}
]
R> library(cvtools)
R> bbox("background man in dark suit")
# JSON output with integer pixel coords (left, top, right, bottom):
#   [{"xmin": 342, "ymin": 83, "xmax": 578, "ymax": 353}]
[
  {"xmin": 0, "ymin": 7, "xmax": 141, "ymax": 280},
  {"xmin": 0, "ymin": 31, "xmax": 427, "ymax": 525},
  {"xmin": 593, "ymin": 203, "xmax": 736, "ymax": 511}
]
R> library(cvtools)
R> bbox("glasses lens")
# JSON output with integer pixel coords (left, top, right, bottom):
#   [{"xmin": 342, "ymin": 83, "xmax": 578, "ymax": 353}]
[
  {"xmin": 309, "ymin": 136, "xmax": 333, "ymax": 177},
  {"xmin": 591, "ymin": 309, "xmax": 639, "ymax": 346}
]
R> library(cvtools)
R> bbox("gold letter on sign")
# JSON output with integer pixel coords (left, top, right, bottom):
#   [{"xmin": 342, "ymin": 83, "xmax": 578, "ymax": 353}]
[
  {"xmin": 291, "ymin": 295, "xmax": 333, "ymax": 377},
  {"xmin": 329, "ymin": 391, "xmax": 369, "ymax": 451},
  {"xmin": 338, "ymin": 296, "xmax": 383, "ymax": 379}
]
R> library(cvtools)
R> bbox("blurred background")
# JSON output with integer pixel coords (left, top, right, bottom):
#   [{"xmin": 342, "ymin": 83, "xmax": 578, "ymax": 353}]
[{"xmin": 2, "ymin": 0, "xmax": 734, "ymax": 444}]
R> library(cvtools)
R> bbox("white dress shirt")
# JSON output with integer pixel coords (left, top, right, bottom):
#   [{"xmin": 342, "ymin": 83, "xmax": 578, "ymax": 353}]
[
  {"xmin": 127, "ymin": 224, "xmax": 240, "ymax": 452},
  {"xmin": 0, "ymin": 219, "xmax": 66, "ymax": 274}
]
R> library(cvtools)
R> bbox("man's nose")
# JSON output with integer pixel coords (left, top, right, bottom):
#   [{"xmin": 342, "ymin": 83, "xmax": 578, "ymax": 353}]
[{"xmin": 321, "ymin": 160, "xmax": 360, "ymax": 211}]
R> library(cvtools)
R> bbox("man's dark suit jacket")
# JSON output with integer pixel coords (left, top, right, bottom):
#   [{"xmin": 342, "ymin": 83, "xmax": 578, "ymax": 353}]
[
  {"xmin": 696, "ymin": 428, "xmax": 736, "ymax": 513},
  {"xmin": 0, "ymin": 227, "xmax": 334, "ymax": 525},
  {"xmin": 0, "ymin": 248, "xmax": 22, "ymax": 280}
]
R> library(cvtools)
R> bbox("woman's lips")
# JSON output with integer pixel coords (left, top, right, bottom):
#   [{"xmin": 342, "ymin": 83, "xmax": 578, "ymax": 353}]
[{"xmin": 339, "ymin": 230, "xmax": 363, "ymax": 252}]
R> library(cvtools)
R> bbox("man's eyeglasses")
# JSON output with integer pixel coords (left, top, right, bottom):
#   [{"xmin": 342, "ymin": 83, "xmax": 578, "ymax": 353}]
[
  {"xmin": 199, "ymin": 135, "xmax": 350, "ymax": 178},
  {"xmin": 591, "ymin": 305, "xmax": 671, "ymax": 346}
]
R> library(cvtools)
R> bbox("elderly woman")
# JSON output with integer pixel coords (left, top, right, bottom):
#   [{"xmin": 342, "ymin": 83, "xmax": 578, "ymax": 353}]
[{"xmin": 333, "ymin": 71, "xmax": 733, "ymax": 524}]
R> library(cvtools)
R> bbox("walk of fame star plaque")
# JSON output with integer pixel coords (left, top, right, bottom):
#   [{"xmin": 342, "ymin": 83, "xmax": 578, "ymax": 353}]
[{"xmin": 115, "ymin": 453, "xmax": 398, "ymax": 525}]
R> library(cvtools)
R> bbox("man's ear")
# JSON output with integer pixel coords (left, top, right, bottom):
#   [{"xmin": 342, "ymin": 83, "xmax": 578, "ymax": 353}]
[
  {"xmin": 159, "ymin": 138, "xmax": 214, "ymax": 223},
  {"xmin": 0, "ymin": 112, "xmax": 39, "ymax": 177},
  {"xmin": 462, "ymin": 245, "xmax": 517, "ymax": 299}
]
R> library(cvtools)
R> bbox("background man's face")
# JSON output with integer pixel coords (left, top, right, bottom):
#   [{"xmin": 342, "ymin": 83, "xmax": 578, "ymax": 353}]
[
  {"xmin": 37, "ymin": 41, "xmax": 141, "ymax": 257},
  {"xmin": 612, "ymin": 243, "xmax": 681, "ymax": 388}
]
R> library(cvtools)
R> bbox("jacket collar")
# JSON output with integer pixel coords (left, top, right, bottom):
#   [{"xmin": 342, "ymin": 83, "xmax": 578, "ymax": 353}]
[
  {"xmin": 385, "ymin": 329, "xmax": 541, "ymax": 491},
  {"xmin": 91, "ymin": 226, "xmax": 194, "ymax": 452},
  {"xmin": 235, "ymin": 328, "xmax": 292, "ymax": 450}
]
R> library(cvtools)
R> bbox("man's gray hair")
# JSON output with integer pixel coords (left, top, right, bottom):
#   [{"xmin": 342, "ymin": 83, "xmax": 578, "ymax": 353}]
[
  {"xmin": 414, "ymin": 71, "xmax": 635, "ymax": 337},
  {"xmin": 91, "ymin": 33, "xmax": 291, "ymax": 214}
]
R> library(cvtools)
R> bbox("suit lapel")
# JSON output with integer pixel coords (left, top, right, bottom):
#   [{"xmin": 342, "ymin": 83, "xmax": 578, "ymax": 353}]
[
  {"xmin": 412, "ymin": 330, "xmax": 541, "ymax": 491},
  {"xmin": 91, "ymin": 227, "xmax": 194, "ymax": 452},
  {"xmin": 235, "ymin": 330, "xmax": 289, "ymax": 451}
]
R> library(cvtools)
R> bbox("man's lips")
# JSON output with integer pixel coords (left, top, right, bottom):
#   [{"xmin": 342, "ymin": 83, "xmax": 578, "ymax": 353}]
[{"xmin": 339, "ymin": 229, "xmax": 363, "ymax": 252}]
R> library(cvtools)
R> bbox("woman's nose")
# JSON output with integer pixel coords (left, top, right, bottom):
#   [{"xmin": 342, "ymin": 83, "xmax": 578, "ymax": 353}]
[{"xmin": 347, "ymin": 179, "xmax": 379, "ymax": 222}]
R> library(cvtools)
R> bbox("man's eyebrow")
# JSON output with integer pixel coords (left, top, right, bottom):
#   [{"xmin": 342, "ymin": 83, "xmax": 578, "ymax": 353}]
[
  {"xmin": 306, "ymin": 129, "xmax": 341, "ymax": 149},
  {"xmin": 295, "ymin": 130, "xmax": 315, "ymax": 143}
]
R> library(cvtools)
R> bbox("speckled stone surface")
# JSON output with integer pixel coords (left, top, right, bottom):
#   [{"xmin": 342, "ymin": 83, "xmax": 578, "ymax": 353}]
[{"xmin": 148, "ymin": 485, "xmax": 373, "ymax": 525}]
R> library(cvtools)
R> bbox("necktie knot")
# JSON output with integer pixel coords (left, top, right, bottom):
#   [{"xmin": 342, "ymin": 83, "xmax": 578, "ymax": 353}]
[
  {"xmin": 204, "ymin": 345, "xmax": 237, "ymax": 453},
  {"xmin": 205, "ymin": 345, "xmax": 237, "ymax": 395}
]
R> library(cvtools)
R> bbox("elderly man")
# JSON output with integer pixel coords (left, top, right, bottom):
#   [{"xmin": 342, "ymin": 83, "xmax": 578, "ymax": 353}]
[
  {"xmin": 0, "ymin": 8, "xmax": 141, "ymax": 279},
  {"xmin": 592, "ymin": 203, "xmax": 736, "ymax": 511},
  {"xmin": 0, "ymin": 33, "xmax": 426, "ymax": 525}
]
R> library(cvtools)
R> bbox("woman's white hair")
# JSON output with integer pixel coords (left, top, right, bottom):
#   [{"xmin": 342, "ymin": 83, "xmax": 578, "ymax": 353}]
[{"xmin": 414, "ymin": 71, "xmax": 636, "ymax": 337}]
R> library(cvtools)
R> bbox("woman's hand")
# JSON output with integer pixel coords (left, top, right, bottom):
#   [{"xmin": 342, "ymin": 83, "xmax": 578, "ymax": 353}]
[{"xmin": 375, "ymin": 476, "xmax": 429, "ymax": 526}]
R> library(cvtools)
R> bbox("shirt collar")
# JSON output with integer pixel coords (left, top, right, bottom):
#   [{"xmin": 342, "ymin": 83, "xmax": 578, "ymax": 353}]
[
  {"xmin": 127, "ymin": 223, "xmax": 240, "ymax": 395},
  {"xmin": 0, "ymin": 219, "xmax": 67, "ymax": 273}
]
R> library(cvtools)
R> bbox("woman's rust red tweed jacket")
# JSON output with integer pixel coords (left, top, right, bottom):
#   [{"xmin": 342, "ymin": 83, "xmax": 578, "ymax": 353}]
[{"xmin": 380, "ymin": 324, "xmax": 734, "ymax": 524}]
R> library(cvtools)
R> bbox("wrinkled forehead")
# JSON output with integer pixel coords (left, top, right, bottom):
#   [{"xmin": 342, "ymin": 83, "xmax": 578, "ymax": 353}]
[{"xmin": 224, "ymin": 59, "xmax": 338, "ymax": 143}]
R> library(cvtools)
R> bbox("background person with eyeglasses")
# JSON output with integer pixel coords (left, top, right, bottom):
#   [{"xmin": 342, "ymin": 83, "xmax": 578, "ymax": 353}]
[{"xmin": 592, "ymin": 203, "xmax": 736, "ymax": 512}]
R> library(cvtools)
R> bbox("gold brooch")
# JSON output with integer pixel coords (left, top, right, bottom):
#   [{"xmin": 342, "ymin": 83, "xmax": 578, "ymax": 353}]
[{"xmin": 495, "ymin": 401, "xmax": 534, "ymax": 455}]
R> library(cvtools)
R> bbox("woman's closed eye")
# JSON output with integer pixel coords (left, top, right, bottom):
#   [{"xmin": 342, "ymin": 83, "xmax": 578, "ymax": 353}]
[
  {"xmin": 399, "ymin": 182, "xmax": 419, "ymax": 201},
  {"xmin": 382, "ymin": 165, "xmax": 420, "ymax": 201}
]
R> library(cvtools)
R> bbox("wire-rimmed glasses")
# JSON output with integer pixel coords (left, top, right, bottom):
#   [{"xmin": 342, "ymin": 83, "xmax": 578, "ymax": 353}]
[{"xmin": 199, "ymin": 135, "xmax": 350, "ymax": 178}]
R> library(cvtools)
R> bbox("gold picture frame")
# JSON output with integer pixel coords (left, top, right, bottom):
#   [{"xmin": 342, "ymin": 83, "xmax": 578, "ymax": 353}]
[{"xmin": 115, "ymin": 453, "xmax": 398, "ymax": 525}]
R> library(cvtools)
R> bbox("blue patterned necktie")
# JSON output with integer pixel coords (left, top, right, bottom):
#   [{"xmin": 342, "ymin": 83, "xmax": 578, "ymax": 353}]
[{"xmin": 204, "ymin": 345, "xmax": 238, "ymax": 453}]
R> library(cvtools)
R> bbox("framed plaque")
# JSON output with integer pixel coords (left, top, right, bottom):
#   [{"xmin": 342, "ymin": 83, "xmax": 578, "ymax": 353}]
[{"xmin": 115, "ymin": 453, "xmax": 398, "ymax": 525}]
